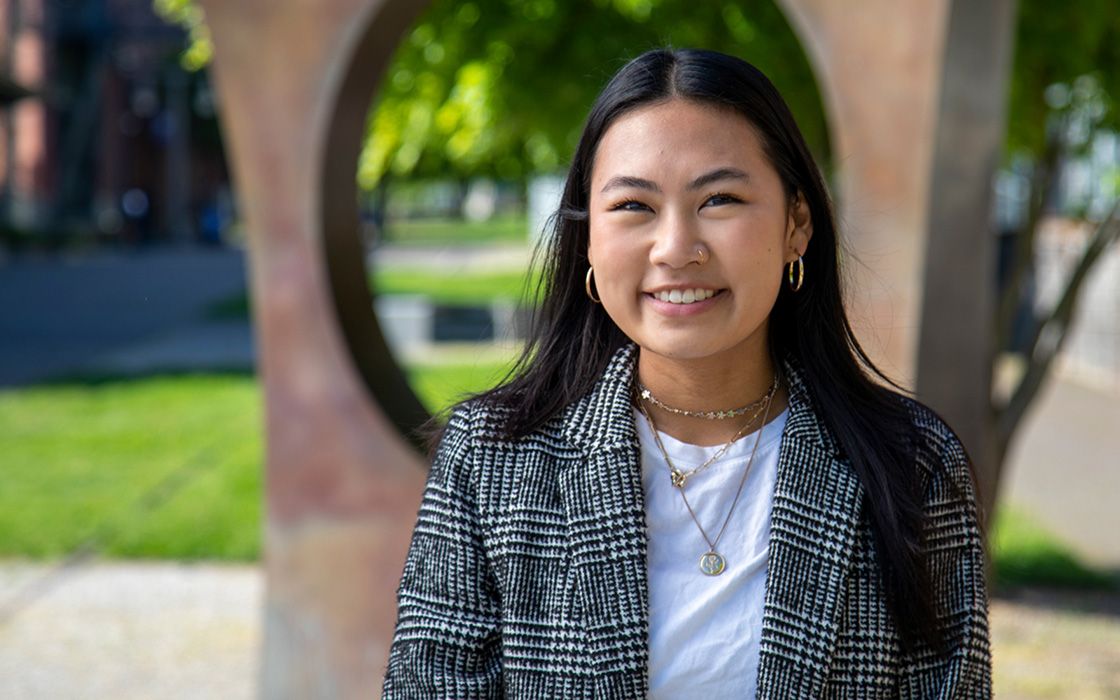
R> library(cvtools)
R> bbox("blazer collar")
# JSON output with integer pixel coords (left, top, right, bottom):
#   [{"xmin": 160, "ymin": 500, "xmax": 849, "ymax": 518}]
[
  {"xmin": 757, "ymin": 358, "xmax": 865, "ymax": 699},
  {"xmin": 560, "ymin": 342, "xmax": 641, "ymax": 453},
  {"xmin": 556, "ymin": 343, "xmax": 649, "ymax": 696}
]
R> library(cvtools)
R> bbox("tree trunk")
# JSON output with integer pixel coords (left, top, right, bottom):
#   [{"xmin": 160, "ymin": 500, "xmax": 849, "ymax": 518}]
[{"xmin": 915, "ymin": 0, "xmax": 1019, "ymax": 527}]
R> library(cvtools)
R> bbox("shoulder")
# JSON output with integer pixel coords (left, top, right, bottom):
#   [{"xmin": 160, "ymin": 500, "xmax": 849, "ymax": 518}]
[
  {"xmin": 897, "ymin": 396, "xmax": 977, "ymax": 507},
  {"xmin": 430, "ymin": 397, "xmax": 582, "ymax": 499},
  {"xmin": 441, "ymin": 395, "xmax": 575, "ymax": 450}
]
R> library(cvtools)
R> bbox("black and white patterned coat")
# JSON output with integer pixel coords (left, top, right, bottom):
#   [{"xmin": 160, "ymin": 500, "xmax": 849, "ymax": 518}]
[{"xmin": 383, "ymin": 344, "xmax": 991, "ymax": 699}]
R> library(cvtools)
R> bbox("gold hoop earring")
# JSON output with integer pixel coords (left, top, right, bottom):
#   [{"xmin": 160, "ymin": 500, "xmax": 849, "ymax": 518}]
[
  {"xmin": 788, "ymin": 254, "xmax": 804, "ymax": 292},
  {"xmin": 585, "ymin": 266, "xmax": 601, "ymax": 303}
]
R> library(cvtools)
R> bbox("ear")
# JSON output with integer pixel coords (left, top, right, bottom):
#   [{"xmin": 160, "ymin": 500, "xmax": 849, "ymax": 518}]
[{"xmin": 785, "ymin": 191, "xmax": 813, "ymax": 262}]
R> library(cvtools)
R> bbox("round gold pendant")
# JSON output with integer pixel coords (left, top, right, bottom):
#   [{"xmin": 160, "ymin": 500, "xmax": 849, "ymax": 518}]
[{"xmin": 699, "ymin": 551, "xmax": 726, "ymax": 576}]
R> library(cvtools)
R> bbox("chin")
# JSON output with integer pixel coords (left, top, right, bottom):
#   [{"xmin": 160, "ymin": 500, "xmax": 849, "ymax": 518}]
[{"xmin": 636, "ymin": 338, "xmax": 730, "ymax": 362}]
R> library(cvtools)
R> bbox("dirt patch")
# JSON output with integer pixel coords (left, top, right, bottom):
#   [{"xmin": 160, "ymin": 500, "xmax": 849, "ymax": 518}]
[{"xmin": 992, "ymin": 588, "xmax": 1120, "ymax": 699}]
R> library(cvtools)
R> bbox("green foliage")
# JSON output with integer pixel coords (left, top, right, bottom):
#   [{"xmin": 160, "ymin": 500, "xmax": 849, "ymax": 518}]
[
  {"xmin": 990, "ymin": 507, "xmax": 1117, "ymax": 590},
  {"xmin": 152, "ymin": 0, "xmax": 213, "ymax": 71},
  {"xmin": 361, "ymin": 0, "xmax": 828, "ymax": 188},
  {"xmin": 1008, "ymin": 0, "xmax": 1120, "ymax": 156}
]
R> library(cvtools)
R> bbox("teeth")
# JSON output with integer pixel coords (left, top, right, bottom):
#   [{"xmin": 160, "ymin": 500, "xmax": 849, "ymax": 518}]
[{"xmin": 656, "ymin": 288, "xmax": 715, "ymax": 304}]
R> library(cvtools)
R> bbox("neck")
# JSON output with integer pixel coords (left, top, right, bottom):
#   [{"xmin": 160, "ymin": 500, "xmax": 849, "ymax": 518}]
[{"xmin": 636, "ymin": 348, "xmax": 787, "ymax": 446}]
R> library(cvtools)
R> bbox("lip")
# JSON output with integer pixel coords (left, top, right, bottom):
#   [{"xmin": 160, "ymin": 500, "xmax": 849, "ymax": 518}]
[{"xmin": 643, "ymin": 287, "xmax": 725, "ymax": 316}]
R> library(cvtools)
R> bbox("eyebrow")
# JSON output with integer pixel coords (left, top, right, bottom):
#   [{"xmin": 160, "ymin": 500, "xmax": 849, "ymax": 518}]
[
  {"xmin": 600, "ymin": 175, "xmax": 659, "ymax": 194},
  {"xmin": 598, "ymin": 168, "xmax": 750, "ymax": 195},
  {"xmin": 688, "ymin": 167, "xmax": 750, "ymax": 191}
]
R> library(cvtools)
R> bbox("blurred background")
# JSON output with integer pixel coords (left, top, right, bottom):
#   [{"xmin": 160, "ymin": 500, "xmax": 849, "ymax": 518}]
[{"xmin": 0, "ymin": 0, "xmax": 1118, "ymax": 697}]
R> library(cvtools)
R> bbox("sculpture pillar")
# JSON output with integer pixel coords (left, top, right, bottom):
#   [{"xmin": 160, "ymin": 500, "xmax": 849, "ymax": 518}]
[
  {"xmin": 197, "ymin": 1, "xmax": 429, "ymax": 697},
  {"xmin": 777, "ymin": 0, "xmax": 952, "ymax": 384}
]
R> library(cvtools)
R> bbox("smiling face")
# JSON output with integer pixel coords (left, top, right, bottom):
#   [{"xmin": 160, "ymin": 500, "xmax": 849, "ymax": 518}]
[{"xmin": 587, "ymin": 98, "xmax": 812, "ymax": 371}]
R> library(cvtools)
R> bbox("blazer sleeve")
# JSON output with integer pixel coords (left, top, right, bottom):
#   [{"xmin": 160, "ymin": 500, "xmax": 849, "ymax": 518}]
[
  {"xmin": 904, "ymin": 421, "xmax": 993, "ymax": 700},
  {"xmin": 382, "ymin": 405, "xmax": 503, "ymax": 700}
]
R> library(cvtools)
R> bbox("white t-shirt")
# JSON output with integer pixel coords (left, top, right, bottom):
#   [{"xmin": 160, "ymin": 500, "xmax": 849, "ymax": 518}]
[{"xmin": 636, "ymin": 407, "xmax": 787, "ymax": 700}]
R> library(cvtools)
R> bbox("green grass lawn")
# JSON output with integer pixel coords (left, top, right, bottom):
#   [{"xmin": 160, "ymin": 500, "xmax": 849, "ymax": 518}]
[
  {"xmin": 207, "ymin": 266, "xmax": 539, "ymax": 320},
  {"xmin": 372, "ymin": 267, "xmax": 539, "ymax": 307},
  {"xmin": 0, "ymin": 374, "xmax": 263, "ymax": 560},
  {"xmin": 0, "ymin": 359, "xmax": 513, "ymax": 561},
  {"xmin": 2, "ymin": 364, "xmax": 1116, "ymax": 593},
  {"xmin": 382, "ymin": 216, "xmax": 529, "ymax": 246},
  {"xmin": 989, "ymin": 507, "xmax": 1117, "ymax": 589}
]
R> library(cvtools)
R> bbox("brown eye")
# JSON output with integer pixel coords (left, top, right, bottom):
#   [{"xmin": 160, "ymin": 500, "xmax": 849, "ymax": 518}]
[
  {"xmin": 703, "ymin": 193, "xmax": 742, "ymax": 207},
  {"xmin": 612, "ymin": 199, "xmax": 652, "ymax": 213}
]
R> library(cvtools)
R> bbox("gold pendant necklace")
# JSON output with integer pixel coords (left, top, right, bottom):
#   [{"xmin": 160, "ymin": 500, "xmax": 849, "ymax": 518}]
[{"xmin": 637, "ymin": 387, "xmax": 776, "ymax": 576}]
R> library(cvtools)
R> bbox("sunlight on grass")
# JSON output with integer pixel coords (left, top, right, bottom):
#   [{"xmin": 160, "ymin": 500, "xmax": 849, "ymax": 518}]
[
  {"xmin": 373, "ymin": 267, "xmax": 539, "ymax": 306},
  {"xmin": 990, "ymin": 507, "xmax": 1117, "ymax": 590},
  {"xmin": 0, "ymin": 356, "xmax": 516, "ymax": 561},
  {"xmin": 0, "ymin": 374, "xmax": 263, "ymax": 560},
  {"xmin": 383, "ymin": 216, "xmax": 527, "ymax": 245}
]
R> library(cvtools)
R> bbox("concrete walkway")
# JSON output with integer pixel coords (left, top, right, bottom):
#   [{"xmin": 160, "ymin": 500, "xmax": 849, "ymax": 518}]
[
  {"xmin": 1002, "ymin": 370, "xmax": 1120, "ymax": 569},
  {"xmin": 1, "ymin": 560, "xmax": 1118, "ymax": 699},
  {"xmin": 0, "ymin": 248, "xmax": 251, "ymax": 386},
  {"xmin": 0, "ymin": 562, "xmax": 261, "ymax": 700}
]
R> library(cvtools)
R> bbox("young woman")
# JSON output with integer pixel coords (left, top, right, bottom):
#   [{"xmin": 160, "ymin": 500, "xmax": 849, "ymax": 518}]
[{"xmin": 383, "ymin": 48, "xmax": 991, "ymax": 699}]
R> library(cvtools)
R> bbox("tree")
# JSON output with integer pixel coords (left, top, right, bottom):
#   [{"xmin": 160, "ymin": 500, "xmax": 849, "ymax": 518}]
[
  {"xmin": 918, "ymin": 0, "xmax": 1120, "ymax": 523},
  {"xmin": 1006, "ymin": 0, "xmax": 1120, "ymax": 156},
  {"xmin": 156, "ymin": 0, "xmax": 828, "ymax": 189},
  {"xmin": 359, "ymin": 0, "xmax": 831, "ymax": 189},
  {"xmin": 993, "ymin": 74, "xmax": 1120, "ymax": 470}
]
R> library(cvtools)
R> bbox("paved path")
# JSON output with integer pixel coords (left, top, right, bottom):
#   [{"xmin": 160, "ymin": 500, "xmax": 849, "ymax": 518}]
[
  {"xmin": 0, "ymin": 248, "xmax": 250, "ymax": 386},
  {"xmin": 1, "ymin": 561, "xmax": 1118, "ymax": 700},
  {"xmin": 1002, "ymin": 371, "xmax": 1120, "ymax": 569},
  {"xmin": 0, "ymin": 562, "xmax": 261, "ymax": 700}
]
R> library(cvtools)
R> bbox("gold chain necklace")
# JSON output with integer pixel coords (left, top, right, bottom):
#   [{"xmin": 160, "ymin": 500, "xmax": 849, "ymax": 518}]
[
  {"xmin": 638, "ymin": 378, "xmax": 778, "ymax": 488},
  {"xmin": 636, "ymin": 387, "xmax": 776, "ymax": 576},
  {"xmin": 639, "ymin": 373, "xmax": 778, "ymax": 420}
]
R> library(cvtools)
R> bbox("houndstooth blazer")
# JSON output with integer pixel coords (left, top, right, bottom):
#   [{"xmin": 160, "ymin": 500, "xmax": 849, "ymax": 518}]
[{"xmin": 382, "ymin": 344, "xmax": 991, "ymax": 699}]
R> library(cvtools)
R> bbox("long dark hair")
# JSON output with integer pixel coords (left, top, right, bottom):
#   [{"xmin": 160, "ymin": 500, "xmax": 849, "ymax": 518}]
[{"xmin": 475, "ymin": 48, "xmax": 938, "ymax": 647}]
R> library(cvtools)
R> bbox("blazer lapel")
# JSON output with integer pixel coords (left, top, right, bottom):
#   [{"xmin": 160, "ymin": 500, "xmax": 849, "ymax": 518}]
[
  {"xmin": 558, "ymin": 344, "xmax": 650, "ymax": 698},
  {"xmin": 757, "ymin": 363, "xmax": 865, "ymax": 699}
]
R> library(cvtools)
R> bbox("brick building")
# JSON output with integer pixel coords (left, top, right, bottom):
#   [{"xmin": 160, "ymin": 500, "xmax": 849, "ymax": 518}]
[{"xmin": 0, "ymin": 0, "xmax": 229, "ymax": 248}]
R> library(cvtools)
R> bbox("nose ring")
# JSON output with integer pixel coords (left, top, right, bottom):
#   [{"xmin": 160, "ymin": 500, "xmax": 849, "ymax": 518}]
[{"xmin": 696, "ymin": 247, "xmax": 708, "ymax": 265}]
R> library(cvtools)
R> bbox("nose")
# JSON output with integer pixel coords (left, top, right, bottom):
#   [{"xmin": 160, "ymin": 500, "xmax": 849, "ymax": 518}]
[{"xmin": 648, "ymin": 208, "xmax": 702, "ymax": 268}]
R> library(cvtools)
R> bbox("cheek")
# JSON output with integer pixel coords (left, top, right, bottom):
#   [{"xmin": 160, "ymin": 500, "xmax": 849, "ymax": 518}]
[
  {"xmin": 588, "ymin": 218, "xmax": 637, "ymax": 270},
  {"xmin": 588, "ymin": 222, "xmax": 641, "ymax": 319}
]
